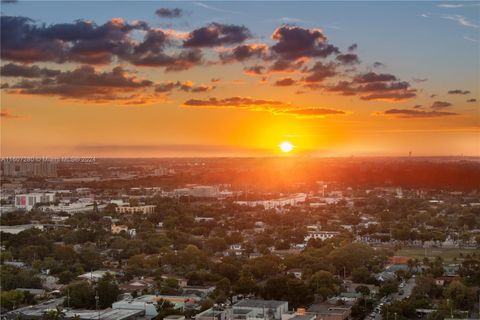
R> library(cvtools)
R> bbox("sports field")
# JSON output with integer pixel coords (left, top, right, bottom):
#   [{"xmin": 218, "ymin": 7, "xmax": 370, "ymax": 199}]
[{"xmin": 395, "ymin": 247, "xmax": 480, "ymax": 263}]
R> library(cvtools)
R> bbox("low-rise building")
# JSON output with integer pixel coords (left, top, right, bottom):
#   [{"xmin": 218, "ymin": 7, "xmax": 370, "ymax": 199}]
[
  {"xmin": 196, "ymin": 307, "xmax": 231, "ymax": 320},
  {"xmin": 77, "ymin": 270, "xmax": 116, "ymax": 282},
  {"xmin": 115, "ymin": 205, "xmax": 156, "ymax": 214},
  {"xmin": 14, "ymin": 192, "xmax": 55, "ymax": 211},
  {"xmin": 0, "ymin": 224, "xmax": 44, "ymax": 234},
  {"xmin": 304, "ymin": 231, "xmax": 340, "ymax": 243},
  {"xmin": 235, "ymin": 194, "xmax": 307, "ymax": 210},
  {"xmin": 233, "ymin": 299, "xmax": 288, "ymax": 320}
]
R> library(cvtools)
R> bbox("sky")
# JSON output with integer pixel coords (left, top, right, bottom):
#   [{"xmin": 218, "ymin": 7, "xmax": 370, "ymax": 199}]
[{"xmin": 0, "ymin": 1, "xmax": 479, "ymax": 157}]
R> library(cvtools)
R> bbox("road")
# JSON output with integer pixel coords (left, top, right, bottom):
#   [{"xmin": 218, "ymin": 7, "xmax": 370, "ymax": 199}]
[
  {"xmin": 391, "ymin": 277, "xmax": 416, "ymax": 301},
  {"xmin": 367, "ymin": 277, "xmax": 416, "ymax": 320}
]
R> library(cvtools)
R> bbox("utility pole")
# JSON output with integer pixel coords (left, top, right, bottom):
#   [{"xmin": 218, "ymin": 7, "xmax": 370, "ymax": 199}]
[{"xmin": 95, "ymin": 291, "xmax": 100, "ymax": 320}]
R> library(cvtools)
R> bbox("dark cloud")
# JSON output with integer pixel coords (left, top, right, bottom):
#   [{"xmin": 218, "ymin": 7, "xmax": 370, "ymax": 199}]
[
  {"xmin": 244, "ymin": 65, "xmax": 265, "ymax": 75},
  {"xmin": 373, "ymin": 62, "xmax": 385, "ymax": 68},
  {"xmin": 326, "ymin": 72, "xmax": 416, "ymax": 101},
  {"xmin": 183, "ymin": 23, "xmax": 251, "ymax": 48},
  {"xmin": 1, "ymin": 0, "xmax": 18, "ymax": 3},
  {"xmin": 348, "ymin": 43, "xmax": 358, "ymax": 52},
  {"xmin": 275, "ymin": 77, "xmax": 296, "ymax": 86},
  {"xmin": 0, "ymin": 63, "xmax": 61, "ymax": 78},
  {"xmin": 448, "ymin": 89, "xmax": 470, "ymax": 95},
  {"xmin": 155, "ymin": 8, "xmax": 183, "ymax": 18},
  {"xmin": 413, "ymin": 104, "xmax": 422, "ymax": 109},
  {"xmin": 5, "ymin": 65, "xmax": 156, "ymax": 103},
  {"xmin": 467, "ymin": 98, "xmax": 477, "ymax": 103},
  {"xmin": 269, "ymin": 59, "xmax": 306, "ymax": 73},
  {"xmin": 270, "ymin": 26, "xmax": 339, "ymax": 60},
  {"xmin": 1, "ymin": 16, "xmax": 150, "ymax": 64},
  {"xmin": 183, "ymin": 96, "xmax": 346, "ymax": 118},
  {"xmin": 155, "ymin": 81, "xmax": 214, "ymax": 93},
  {"xmin": 121, "ymin": 29, "xmax": 203, "ymax": 70},
  {"xmin": 431, "ymin": 101, "xmax": 453, "ymax": 109},
  {"xmin": 184, "ymin": 96, "xmax": 283, "ymax": 108},
  {"xmin": 275, "ymin": 108, "xmax": 345, "ymax": 117},
  {"xmin": 1, "ymin": 16, "xmax": 203, "ymax": 71},
  {"xmin": 360, "ymin": 91, "xmax": 416, "ymax": 101},
  {"xmin": 304, "ymin": 62, "xmax": 337, "ymax": 83},
  {"xmin": 219, "ymin": 44, "xmax": 268, "ymax": 63},
  {"xmin": 354, "ymin": 72, "xmax": 397, "ymax": 83},
  {"xmin": 382, "ymin": 109, "xmax": 458, "ymax": 118},
  {"xmin": 211, "ymin": 78, "xmax": 220, "ymax": 83},
  {"xmin": 336, "ymin": 53, "xmax": 360, "ymax": 65}
]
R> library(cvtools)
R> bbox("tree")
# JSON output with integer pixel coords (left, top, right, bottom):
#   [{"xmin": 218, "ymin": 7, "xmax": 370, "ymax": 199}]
[
  {"xmin": 156, "ymin": 299, "xmax": 182, "ymax": 319},
  {"xmin": 0, "ymin": 290, "xmax": 25, "ymax": 310},
  {"xmin": 216, "ymin": 262, "xmax": 240, "ymax": 282},
  {"xmin": 351, "ymin": 267, "xmax": 375, "ymax": 284},
  {"xmin": 63, "ymin": 281, "xmax": 95, "ymax": 309},
  {"xmin": 379, "ymin": 280, "xmax": 399, "ymax": 298},
  {"xmin": 78, "ymin": 247, "xmax": 102, "ymax": 271},
  {"xmin": 328, "ymin": 243, "xmax": 374, "ymax": 274},
  {"xmin": 355, "ymin": 285, "xmax": 371, "ymax": 297},
  {"xmin": 215, "ymin": 278, "xmax": 232, "ymax": 302},
  {"xmin": 158, "ymin": 277, "xmax": 179, "ymax": 295},
  {"xmin": 234, "ymin": 275, "xmax": 257, "ymax": 295},
  {"xmin": 286, "ymin": 277, "xmax": 314, "ymax": 308},
  {"xmin": 443, "ymin": 280, "xmax": 468, "ymax": 309},
  {"xmin": 309, "ymin": 271, "xmax": 337, "ymax": 294},
  {"xmin": 204, "ymin": 237, "xmax": 228, "ymax": 254},
  {"xmin": 97, "ymin": 272, "xmax": 120, "ymax": 309}
]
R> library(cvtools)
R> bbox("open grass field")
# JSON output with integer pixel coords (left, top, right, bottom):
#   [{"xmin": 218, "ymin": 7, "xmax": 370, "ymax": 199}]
[{"xmin": 395, "ymin": 247, "xmax": 480, "ymax": 263}]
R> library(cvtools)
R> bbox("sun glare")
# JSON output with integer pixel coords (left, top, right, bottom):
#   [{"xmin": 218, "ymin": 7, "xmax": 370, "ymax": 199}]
[{"xmin": 279, "ymin": 141, "xmax": 294, "ymax": 153}]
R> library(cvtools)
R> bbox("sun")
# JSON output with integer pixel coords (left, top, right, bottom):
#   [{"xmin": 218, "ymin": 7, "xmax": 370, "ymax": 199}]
[{"xmin": 279, "ymin": 141, "xmax": 294, "ymax": 153}]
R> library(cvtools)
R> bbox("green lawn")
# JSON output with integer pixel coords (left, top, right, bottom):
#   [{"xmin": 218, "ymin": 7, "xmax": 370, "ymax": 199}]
[{"xmin": 395, "ymin": 247, "xmax": 480, "ymax": 263}]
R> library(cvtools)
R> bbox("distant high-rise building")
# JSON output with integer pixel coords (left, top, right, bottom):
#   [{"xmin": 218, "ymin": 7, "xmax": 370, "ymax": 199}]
[{"xmin": 1, "ymin": 160, "xmax": 57, "ymax": 177}]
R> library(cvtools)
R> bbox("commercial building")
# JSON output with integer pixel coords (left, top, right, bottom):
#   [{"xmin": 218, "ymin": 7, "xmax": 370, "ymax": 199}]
[
  {"xmin": 14, "ymin": 192, "xmax": 56, "ymax": 211},
  {"xmin": 234, "ymin": 193, "xmax": 307, "ymax": 210},
  {"xmin": 173, "ymin": 185, "xmax": 220, "ymax": 198},
  {"xmin": 3, "ymin": 297, "xmax": 151, "ymax": 320}
]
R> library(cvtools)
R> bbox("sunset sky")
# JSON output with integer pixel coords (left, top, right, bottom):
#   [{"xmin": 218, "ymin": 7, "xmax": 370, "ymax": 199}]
[{"xmin": 1, "ymin": 1, "xmax": 479, "ymax": 157}]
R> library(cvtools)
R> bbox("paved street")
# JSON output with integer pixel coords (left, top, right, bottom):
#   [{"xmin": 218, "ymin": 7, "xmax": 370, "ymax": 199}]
[{"xmin": 368, "ymin": 277, "xmax": 416, "ymax": 320}]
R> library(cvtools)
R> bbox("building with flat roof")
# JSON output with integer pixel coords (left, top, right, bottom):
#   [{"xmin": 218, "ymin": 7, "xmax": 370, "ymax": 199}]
[
  {"xmin": 304, "ymin": 231, "xmax": 340, "ymax": 243},
  {"xmin": 2, "ymin": 160, "xmax": 57, "ymax": 178},
  {"xmin": 233, "ymin": 300, "xmax": 288, "ymax": 320},
  {"xmin": 196, "ymin": 307, "xmax": 232, "ymax": 320},
  {"xmin": 234, "ymin": 194, "xmax": 306, "ymax": 210},
  {"xmin": 0, "ymin": 224, "xmax": 44, "ymax": 234},
  {"xmin": 115, "ymin": 205, "xmax": 156, "ymax": 214},
  {"xmin": 15, "ymin": 193, "xmax": 55, "ymax": 211}
]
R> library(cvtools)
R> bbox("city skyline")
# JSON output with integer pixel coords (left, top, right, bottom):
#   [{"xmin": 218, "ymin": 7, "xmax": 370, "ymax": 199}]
[{"xmin": 1, "ymin": 1, "xmax": 479, "ymax": 157}]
